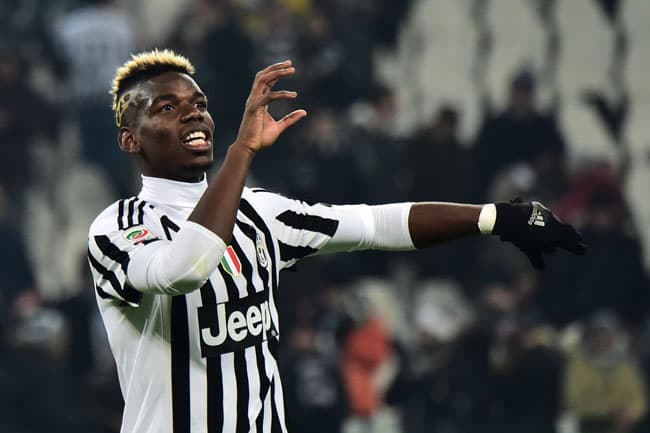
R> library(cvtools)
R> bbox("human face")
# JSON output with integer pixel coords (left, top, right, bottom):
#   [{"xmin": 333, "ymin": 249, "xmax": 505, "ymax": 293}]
[{"xmin": 123, "ymin": 71, "xmax": 215, "ymax": 182}]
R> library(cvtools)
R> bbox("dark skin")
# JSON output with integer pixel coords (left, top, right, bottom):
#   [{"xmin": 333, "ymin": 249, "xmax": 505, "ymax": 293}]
[{"xmin": 118, "ymin": 60, "xmax": 481, "ymax": 246}]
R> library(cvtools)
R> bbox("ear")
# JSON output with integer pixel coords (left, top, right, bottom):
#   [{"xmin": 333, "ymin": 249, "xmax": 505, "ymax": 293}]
[{"xmin": 118, "ymin": 128, "xmax": 140, "ymax": 153}]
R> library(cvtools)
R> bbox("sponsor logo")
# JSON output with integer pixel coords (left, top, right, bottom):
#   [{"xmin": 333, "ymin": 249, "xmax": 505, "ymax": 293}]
[
  {"xmin": 220, "ymin": 246, "xmax": 242, "ymax": 277},
  {"xmin": 198, "ymin": 290, "xmax": 278, "ymax": 356},
  {"xmin": 255, "ymin": 233, "xmax": 268, "ymax": 268},
  {"xmin": 123, "ymin": 225, "xmax": 157, "ymax": 243}
]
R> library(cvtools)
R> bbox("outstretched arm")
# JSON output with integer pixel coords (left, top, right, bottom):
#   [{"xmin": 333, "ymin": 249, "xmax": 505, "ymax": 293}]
[{"xmin": 302, "ymin": 200, "xmax": 584, "ymax": 271}]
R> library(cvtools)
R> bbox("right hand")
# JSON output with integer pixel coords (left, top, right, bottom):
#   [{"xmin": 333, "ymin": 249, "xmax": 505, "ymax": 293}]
[{"xmin": 234, "ymin": 60, "xmax": 307, "ymax": 153}]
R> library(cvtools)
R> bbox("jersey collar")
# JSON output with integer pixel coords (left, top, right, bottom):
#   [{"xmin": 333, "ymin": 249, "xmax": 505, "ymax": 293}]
[{"xmin": 139, "ymin": 175, "xmax": 207, "ymax": 208}]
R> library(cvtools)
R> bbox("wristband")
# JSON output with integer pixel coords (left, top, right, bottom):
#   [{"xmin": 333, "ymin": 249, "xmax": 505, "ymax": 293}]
[{"xmin": 478, "ymin": 203, "xmax": 497, "ymax": 235}]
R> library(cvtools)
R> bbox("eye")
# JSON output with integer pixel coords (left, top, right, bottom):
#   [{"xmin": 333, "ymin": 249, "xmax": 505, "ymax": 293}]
[
  {"xmin": 161, "ymin": 104, "xmax": 175, "ymax": 112},
  {"xmin": 195, "ymin": 101, "xmax": 207, "ymax": 109}
]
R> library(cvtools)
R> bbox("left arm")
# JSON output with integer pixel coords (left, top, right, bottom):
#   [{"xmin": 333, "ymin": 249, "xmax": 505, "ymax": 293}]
[
  {"xmin": 251, "ymin": 192, "xmax": 585, "ymax": 270},
  {"xmin": 324, "ymin": 200, "xmax": 585, "ymax": 270}
]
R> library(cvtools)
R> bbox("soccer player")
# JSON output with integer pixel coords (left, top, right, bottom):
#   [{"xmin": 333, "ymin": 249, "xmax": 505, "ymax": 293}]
[{"xmin": 88, "ymin": 49, "xmax": 585, "ymax": 433}]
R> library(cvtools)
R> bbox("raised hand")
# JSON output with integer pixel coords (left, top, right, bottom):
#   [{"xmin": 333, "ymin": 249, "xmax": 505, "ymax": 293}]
[
  {"xmin": 493, "ymin": 199, "xmax": 587, "ymax": 270},
  {"xmin": 235, "ymin": 60, "xmax": 307, "ymax": 153}
]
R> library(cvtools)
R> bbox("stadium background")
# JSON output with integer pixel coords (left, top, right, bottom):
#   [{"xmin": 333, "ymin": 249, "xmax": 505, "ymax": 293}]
[{"xmin": 1, "ymin": 0, "xmax": 650, "ymax": 432}]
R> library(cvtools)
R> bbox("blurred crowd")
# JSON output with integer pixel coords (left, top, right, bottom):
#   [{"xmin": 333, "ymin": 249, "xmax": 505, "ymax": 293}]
[{"xmin": 1, "ymin": 0, "xmax": 649, "ymax": 433}]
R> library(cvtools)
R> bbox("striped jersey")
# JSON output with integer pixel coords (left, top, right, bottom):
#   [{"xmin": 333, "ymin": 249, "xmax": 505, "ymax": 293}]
[{"xmin": 87, "ymin": 175, "xmax": 367, "ymax": 433}]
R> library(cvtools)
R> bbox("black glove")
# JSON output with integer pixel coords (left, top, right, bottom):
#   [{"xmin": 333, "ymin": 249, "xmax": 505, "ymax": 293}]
[{"xmin": 493, "ymin": 199, "xmax": 586, "ymax": 270}]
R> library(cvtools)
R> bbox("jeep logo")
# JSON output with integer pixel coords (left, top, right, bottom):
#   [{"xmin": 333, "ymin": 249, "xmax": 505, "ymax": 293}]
[{"xmin": 198, "ymin": 289, "xmax": 278, "ymax": 356}]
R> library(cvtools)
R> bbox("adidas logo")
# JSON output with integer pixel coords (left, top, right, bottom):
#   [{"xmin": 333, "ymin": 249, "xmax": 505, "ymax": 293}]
[{"xmin": 528, "ymin": 206, "xmax": 546, "ymax": 227}]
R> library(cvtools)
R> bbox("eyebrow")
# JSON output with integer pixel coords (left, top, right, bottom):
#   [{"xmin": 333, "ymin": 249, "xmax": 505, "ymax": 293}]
[{"xmin": 150, "ymin": 91, "xmax": 206, "ymax": 106}]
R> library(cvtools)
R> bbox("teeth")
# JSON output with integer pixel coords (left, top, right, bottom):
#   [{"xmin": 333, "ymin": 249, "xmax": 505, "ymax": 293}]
[{"xmin": 184, "ymin": 131, "xmax": 207, "ymax": 142}]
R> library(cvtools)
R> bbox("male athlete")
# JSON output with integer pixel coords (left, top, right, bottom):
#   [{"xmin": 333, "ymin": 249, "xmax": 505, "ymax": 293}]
[{"xmin": 88, "ymin": 50, "xmax": 585, "ymax": 433}]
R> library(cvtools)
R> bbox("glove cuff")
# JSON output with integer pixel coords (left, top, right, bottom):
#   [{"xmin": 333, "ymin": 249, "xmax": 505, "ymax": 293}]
[
  {"xmin": 493, "ymin": 200, "xmax": 526, "ymax": 239},
  {"xmin": 478, "ymin": 203, "xmax": 497, "ymax": 235}
]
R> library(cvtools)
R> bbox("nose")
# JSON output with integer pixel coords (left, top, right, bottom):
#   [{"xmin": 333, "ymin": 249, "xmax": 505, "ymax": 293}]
[{"xmin": 181, "ymin": 104, "xmax": 204, "ymax": 123}]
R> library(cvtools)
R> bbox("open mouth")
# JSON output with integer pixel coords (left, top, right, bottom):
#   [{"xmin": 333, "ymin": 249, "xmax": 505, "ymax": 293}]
[{"xmin": 181, "ymin": 129, "xmax": 211, "ymax": 151}]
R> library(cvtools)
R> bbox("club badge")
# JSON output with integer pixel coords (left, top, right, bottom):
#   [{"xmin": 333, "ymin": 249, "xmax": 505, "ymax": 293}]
[{"xmin": 256, "ymin": 233, "xmax": 268, "ymax": 268}]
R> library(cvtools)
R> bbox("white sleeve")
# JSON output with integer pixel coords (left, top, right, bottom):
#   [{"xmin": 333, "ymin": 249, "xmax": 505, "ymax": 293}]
[
  {"xmin": 88, "ymin": 213, "xmax": 226, "ymax": 304},
  {"xmin": 243, "ymin": 189, "xmax": 415, "ymax": 271},
  {"xmin": 126, "ymin": 221, "xmax": 226, "ymax": 296},
  {"xmin": 319, "ymin": 203, "xmax": 415, "ymax": 254}
]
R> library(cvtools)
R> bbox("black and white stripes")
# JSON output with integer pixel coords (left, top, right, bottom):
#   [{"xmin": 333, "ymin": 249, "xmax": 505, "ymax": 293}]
[
  {"xmin": 88, "ymin": 186, "xmax": 345, "ymax": 433},
  {"xmin": 87, "ymin": 198, "xmax": 151, "ymax": 306},
  {"xmin": 117, "ymin": 197, "xmax": 148, "ymax": 230}
]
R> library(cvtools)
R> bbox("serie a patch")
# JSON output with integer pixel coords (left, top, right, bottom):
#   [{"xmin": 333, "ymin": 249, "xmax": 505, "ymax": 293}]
[{"xmin": 123, "ymin": 225, "xmax": 158, "ymax": 244}]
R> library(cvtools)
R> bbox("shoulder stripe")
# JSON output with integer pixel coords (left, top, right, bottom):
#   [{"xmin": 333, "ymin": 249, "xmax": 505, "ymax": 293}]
[
  {"xmin": 117, "ymin": 199, "xmax": 126, "ymax": 230},
  {"xmin": 278, "ymin": 241, "xmax": 317, "ymax": 262},
  {"xmin": 94, "ymin": 235, "xmax": 130, "ymax": 269},
  {"xmin": 275, "ymin": 210, "xmax": 339, "ymax": 236},
  {"xmin": 137, "ymin": 200, "xmax": 146, "ymax": 225},
  {"xmin": 93, "ymin": 235, "xmax": 142, "ymax": 302},
  {"xmin": 87, "ymin": 249, "xmax": 141, "ymax": 304},
  {"xmin": 161, "ymin": 215, "xmax": 181, "ymax": 240},
  {"xmin": 127, "ymin": 198, "xmax": 137, "ymax": 228}
]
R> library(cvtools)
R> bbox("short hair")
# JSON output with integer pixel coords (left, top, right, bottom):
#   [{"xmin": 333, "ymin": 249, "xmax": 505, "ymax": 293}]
[{"xmin": 111, "ymin": 49, "xmax": 196, "ymax": 126}]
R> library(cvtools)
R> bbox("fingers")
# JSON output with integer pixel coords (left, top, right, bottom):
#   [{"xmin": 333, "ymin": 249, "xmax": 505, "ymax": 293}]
[
  {"xmin": 276, "ymin": 109, "xmax": 308, "ymax": 133},
  {"xmin": 267, "ymin": 90, "xmax": 298, "ymax": 102},
  {"xmin": 255, "ymin": 60, "xmax": 293, "ymax": 78},
  {"xmin": 257, "ymin": 67, "xmax": 295, "ymax": 89},
  {"xmin": 558, "ymin": 223, "xmax": 587, "ymax": 255},
  {"xmin": 251, "ymin": 62, "xmax": 296, "ymax": 98},
  {"xmin": 247, "ymin": 60, "xmax": 298, "ymax": 108}
]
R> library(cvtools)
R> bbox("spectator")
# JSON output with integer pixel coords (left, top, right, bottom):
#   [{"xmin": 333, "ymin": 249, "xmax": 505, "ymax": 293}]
[
  {"xmin": 490, "ymin": 316, "xmax": 564, "ymax": 433},
  {"xmin": 405, "ymin": 105, "xmax": 473, "ymax": 203},
  {"xmin": 403, "ymin": 106, "xmax": 478, "ymax": 281},
  {"xmin": 168, "ymin": 0, "xmax": 255, "ymax": 142},
  {"xmin": 0, "ymin": 46, "xmax": 58, "ymax": 200},
  {"xmin": 564, "ymin": 311, "xmax": 647, "ymax": 433},
  {"xmin": 539, "ymin": 168, "xmax": 649, "ymax": 325},
  {"xmin": 474, "ymin": 69, "xmax": 567, "ymax": 201},
  {"xmin": 281, "ymin": 299, "xmax": 346, "ymax": 433},
  {"xmin": 54, "ymin": 0, "xmax": 137, "ymax": 197},
  {"xmin": 0, "ymin": 183, "xmax": 73, "ymax": 432},
  {"xmin": 341, "ymin": 286, "xmax": 398, "ymax": 433}
]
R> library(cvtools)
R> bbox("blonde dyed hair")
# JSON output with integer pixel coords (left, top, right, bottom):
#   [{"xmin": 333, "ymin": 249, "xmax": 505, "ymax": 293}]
[{"xmin": 111, "ymin": 49, "xmax": 196, "ymax": 126}]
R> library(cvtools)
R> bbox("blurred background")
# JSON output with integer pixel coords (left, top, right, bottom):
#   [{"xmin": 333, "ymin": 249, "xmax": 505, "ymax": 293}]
[{"xmin": 1, "ymin": 0, "xmax": 650, "ymax": 432}]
